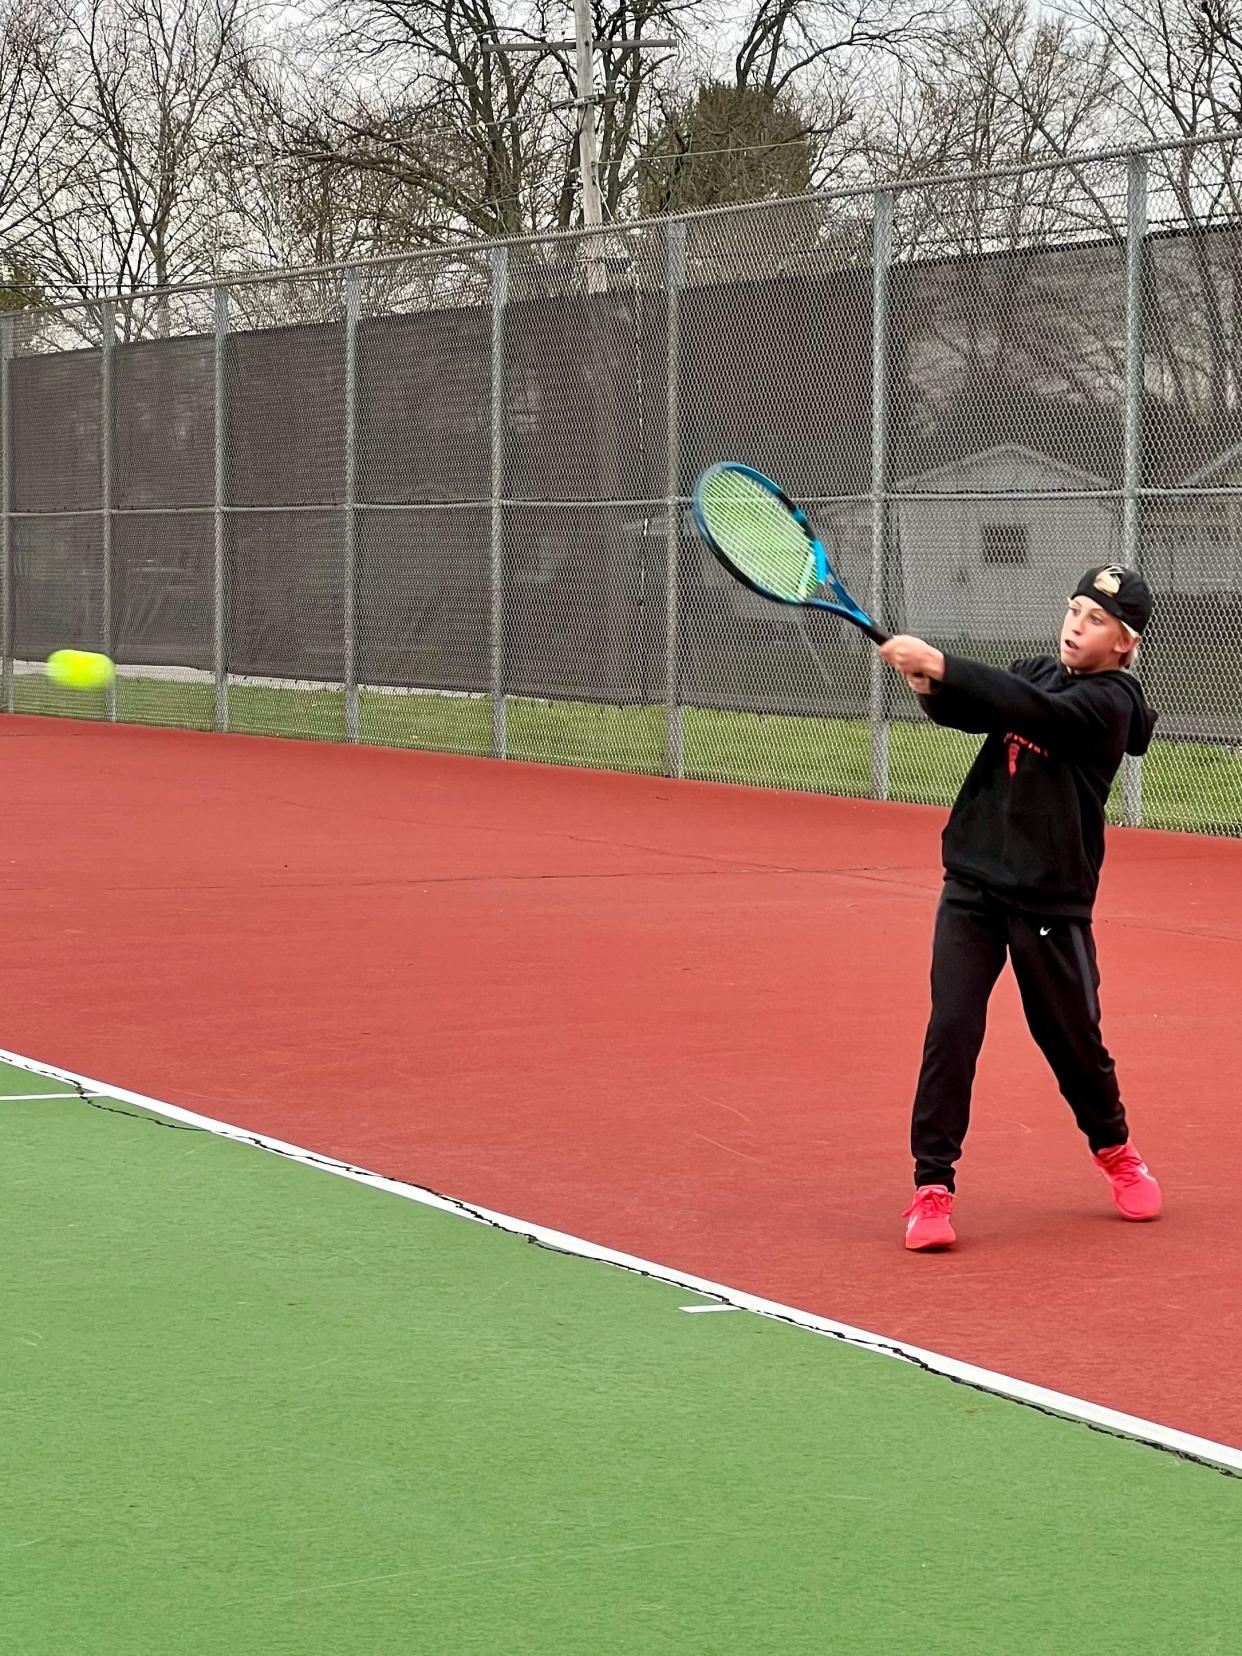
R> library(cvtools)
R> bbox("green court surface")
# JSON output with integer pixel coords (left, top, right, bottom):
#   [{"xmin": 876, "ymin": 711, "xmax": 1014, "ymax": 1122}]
[{"xmin": 4, "ymin": 1062, "xmax": 1241, "ymax": 1655}]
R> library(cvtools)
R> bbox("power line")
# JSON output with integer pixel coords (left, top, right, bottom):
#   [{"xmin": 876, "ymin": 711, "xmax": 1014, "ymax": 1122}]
[
  {"xmin": 635, "ymin": 134, "xmax": 821, "ymax": 165},
  {"xmin": 480, "ymin": 35, "xmax": 676, "ymax": 53}
]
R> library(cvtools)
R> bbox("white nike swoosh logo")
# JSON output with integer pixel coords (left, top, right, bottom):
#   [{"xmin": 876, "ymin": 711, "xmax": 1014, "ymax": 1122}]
[{"xmin": 1040, "ymin": 926, "xmax": 1052, "ymax": 936}]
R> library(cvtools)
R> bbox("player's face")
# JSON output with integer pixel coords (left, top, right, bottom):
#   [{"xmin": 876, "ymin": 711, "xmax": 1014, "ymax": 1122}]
[{"xmin": 1060, "ymin": 597, "xmax": 1131, "ymax": 673}]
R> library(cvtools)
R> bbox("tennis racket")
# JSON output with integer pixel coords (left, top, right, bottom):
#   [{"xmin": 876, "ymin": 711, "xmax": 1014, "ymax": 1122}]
[{"xmin": 691, "ymin": 463, "xmax": 888, "ymax": 644}]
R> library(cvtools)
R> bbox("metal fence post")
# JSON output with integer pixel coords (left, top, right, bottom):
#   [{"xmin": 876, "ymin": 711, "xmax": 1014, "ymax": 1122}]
[
  {"xmin": 0, "ymin": 315, "xmax": 12, "ymax": 714},
  {"xmin": 100, "ymin": 300, "xmax": 116, "ymax": 721},
  {"xmin": 490, "ymin": 246, "xmax": 508, "ymax": 759},
  {"xmin": 1122, "ymin": 152, "xmax": 1147, "ymax": 828},
  {"xmin": 213, "ymin": 287, "xmax": 229, "ymax": 732},
  {"xmin": 344, "ymin": 270, "xmax": 360, "ymax": 743},
  {"xmin": 870, "ymin": 190, "xmax": 893, "ymax": 800},
  {"xmin": 664, "ymin": 218, "xmax": 686, "ymax": 779}
]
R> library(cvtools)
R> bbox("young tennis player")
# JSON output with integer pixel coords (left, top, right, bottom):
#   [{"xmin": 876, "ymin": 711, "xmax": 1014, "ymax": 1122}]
[{"xmin": 879, "ymin": 566, "xmax": 1161, "ymax": 1251}]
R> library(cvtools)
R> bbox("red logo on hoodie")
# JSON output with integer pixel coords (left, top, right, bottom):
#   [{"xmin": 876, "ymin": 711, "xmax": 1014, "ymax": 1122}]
[{"xmin": 1005, "ymin": 732, "xmax": 1048, "ymax": 776}]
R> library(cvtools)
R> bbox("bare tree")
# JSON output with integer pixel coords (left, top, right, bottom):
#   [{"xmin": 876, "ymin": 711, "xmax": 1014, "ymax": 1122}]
[
  {"xmin": 1075, "ymin": 0, "xmax": 1242, "ymax": 138},
  {"xmin": 28, "ymin": 0, "xmax": 264, "ymax": 317},
  {"xmin": 862, "ymin": 0, "xmax": 1113, "ymax": 192},
  {"xmin": 208, "ymin": 47, "xmax": 448, "ymax": 270},
  {"xmin": 734, "ymin": 0, "xmax": 924, "ymax": 97},
  {"xmin": 0, "ymin": 0, "xmax": 67, "ymax": 299},
  {"xmin": 257, "ymin": 0, "xmax": 710, "ymax": 241},
  {"xmin": 274, "ymin": 0, "xmax": 568, "ymax": 241},
  {"xmin": 285, "ymin": 0, "xmax": 557, "ymax": 241}
]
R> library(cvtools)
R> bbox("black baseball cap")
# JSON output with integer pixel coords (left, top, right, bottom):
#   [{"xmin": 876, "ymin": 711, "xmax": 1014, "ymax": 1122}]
[{"xmin": 1072, "ymin": 565, "xmax": 1153, "ymax": 639}]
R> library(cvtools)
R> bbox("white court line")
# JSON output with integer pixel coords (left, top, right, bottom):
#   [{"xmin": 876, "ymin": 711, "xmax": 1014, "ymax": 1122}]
[{"xmin": 3, "ymin": 1043, "xmax": 1240, "ymax": 1478}]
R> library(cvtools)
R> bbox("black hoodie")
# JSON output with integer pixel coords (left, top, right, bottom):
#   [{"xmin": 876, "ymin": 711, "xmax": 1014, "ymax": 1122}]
[{"xmin": 918, "ymin": 654, "xmax": 1157, "ymax": 919}]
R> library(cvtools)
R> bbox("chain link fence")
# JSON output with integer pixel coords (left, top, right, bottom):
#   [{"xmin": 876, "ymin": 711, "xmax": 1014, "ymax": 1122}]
[{"xmin": 5, "ymin": 136, "xmax": 1242, "ymax": 834}]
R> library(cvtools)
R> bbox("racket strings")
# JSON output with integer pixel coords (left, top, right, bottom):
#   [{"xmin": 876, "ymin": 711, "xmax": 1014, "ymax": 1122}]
[
  {"xmin": 702, "ymin": 470, "xmax": 843, "ymax": 702},
  {"xmin": 697, "ymin": 470, "xmax": 819, "ymax": 603}
]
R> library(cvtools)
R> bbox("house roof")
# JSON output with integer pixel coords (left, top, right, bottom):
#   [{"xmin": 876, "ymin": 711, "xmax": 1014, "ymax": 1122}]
[
  {"xmin": 894, "ymin": 441, "xmax": 1110, "ymax": 491},
  {"xmin": 1182, "ymin": 437, "xmax": 1242, "ymax": 486}
]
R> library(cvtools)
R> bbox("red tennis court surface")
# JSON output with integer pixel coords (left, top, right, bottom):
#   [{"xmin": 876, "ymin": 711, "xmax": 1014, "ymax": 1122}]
[{"xmin": 5, "ymin": 716, "xmax": 1240, "ymax": 1448}]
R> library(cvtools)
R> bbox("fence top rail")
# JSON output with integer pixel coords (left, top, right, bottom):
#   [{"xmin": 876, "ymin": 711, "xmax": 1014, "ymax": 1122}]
[{"xmin": 12, "ymin": 126, "xmax": 1242, "ymax": 327}]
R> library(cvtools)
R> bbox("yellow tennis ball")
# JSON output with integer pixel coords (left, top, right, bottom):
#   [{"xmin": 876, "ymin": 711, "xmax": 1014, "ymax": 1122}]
[{"xmin": 47, "ymin": 649, "xmax": 115, "ymax": 692}]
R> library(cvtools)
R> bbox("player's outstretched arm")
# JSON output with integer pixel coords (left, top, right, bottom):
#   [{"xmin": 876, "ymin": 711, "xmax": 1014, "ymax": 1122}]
[{"xmin": 936, "ymin": 654, "xmax": 1136, "ymax": 752}]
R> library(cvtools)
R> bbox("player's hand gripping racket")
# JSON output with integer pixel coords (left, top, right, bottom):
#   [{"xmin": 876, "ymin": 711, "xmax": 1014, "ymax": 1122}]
[{"xmin": 692, "ymin": 463, "xmax": 888, "ymax": 644}]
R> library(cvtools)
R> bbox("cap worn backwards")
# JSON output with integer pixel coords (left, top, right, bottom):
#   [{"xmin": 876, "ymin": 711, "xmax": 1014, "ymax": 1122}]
[{"xmin": 1072, "ymin": 565, "xmax": 1153, "ymax": 639}]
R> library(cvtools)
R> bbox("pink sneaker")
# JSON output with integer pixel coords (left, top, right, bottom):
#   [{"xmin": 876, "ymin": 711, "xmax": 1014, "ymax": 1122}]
[
  {"xmin": 903, "ymin": 1185, "xmax": 956, "ymax": 1251},
  {"xmin": 1094, "ymin": 1142, "xmax": 1162, "ymax": 1220}
]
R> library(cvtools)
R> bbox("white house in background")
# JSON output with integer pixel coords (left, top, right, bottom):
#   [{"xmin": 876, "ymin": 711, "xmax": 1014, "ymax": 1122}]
[
  {"xmin": 892, "ymin": 443, "xmax": 1123, "ymax": 643},
  {"xmin": 1143, "ymin": 443, "xmax": 1242, "ymax": 592}
]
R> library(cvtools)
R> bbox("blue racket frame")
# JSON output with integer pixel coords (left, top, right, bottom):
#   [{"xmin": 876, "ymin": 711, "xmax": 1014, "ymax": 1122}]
[{"xmin": 691, "ymin": 463, "xmax": 889, "ymax": 645}]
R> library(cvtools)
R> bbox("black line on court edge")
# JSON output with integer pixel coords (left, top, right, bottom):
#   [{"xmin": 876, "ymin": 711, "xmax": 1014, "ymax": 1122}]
[
  {"xmin": 52, "ymin": 1079, "xmax": 1242, "ymax": 1485},
  {"xmin": 72, "ymin": 1094, "xmax": 205, "ymax": 1131}
]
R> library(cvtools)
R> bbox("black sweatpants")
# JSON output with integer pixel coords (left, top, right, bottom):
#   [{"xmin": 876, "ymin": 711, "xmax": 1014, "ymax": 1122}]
[{"xmin": 911, "ymin": 877, "xmax": 1129, "ymax": 1191}]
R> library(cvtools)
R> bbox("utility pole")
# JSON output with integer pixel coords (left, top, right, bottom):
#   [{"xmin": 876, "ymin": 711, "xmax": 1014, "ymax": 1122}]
[
  {"xmin": 572, "ymin": 0, "xmax": 605, "ymax": 249},
  {"xmin": 483, "ymin": 17, "xmax": 674, "ymax": 290}
]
